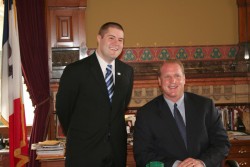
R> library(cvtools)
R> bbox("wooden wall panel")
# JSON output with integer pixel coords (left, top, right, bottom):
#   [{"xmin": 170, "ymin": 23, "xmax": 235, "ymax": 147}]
[
  {"xmin": 57, "ymin": 16, "xmax": 73, "ymax": 42},
  {"xmin": 237, "ymin": 0, "xmax": 250, "ymax": 43},
  {"xmin": 49, "ymin": 9, "xmax": 86, "ymax": 47}
]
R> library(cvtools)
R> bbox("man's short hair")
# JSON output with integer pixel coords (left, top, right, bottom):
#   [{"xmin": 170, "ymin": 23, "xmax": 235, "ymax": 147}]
[{"xmin": 98, "ymin": 22, "xmax": 124, "ymax": 37}]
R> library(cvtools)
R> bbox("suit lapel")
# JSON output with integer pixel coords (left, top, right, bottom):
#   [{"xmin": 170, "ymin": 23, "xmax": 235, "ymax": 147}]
[
  {"xmin": 89, "ymin": 54, "xmax": 110, "ymax": 101},
  {"xmin": 158, "ymin": 96, "xmax": 187, "ymax": 150},
  {"xmin": 111, "ymin": 60, "xmax": 125, "ymax": 105},
  {"xmin": 184, "ymin": 93, "xmax": 199, "ymax": 154}
]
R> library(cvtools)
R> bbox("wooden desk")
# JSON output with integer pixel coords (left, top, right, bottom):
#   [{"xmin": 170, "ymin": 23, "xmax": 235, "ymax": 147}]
[
  {"xmin": 225, "ymin": 139, "xmax": 250, "ymax": 167},
  {"xmin": 0, "ymin": 149, "xmax": 9, "ymax": 167},
  {"xmin": 127, "ymin": 140, "xmax": 250, "ymax": 167},
  {"xmin": 127, "ymin": 145, "xmax": 136, "ymax": 167},
  {"xmin": 39, "ymin": 158, "xmax": 65, "ymax": 167},
  {"xmin": 40, "ymin": 140, "xmax": 250, "ymax": 167},
  {"xmin": 39, "ymin": 145, "xmax": 136, "ymax": 167}
]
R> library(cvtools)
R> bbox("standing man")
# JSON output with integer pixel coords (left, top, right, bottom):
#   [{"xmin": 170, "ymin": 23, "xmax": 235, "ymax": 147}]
[
  {"xmin": 56, "ymin": 22, "xmax": 134, "ymax": 167},
  {"xmin": 133, "ymin": 60, "xmax": 230, "ymax": 167}
]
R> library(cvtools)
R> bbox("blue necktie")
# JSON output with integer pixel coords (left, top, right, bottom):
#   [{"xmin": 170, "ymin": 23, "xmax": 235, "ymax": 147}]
[
  {"xmin": 174, "ymin": 103, "xmax": 187, "ymax": 147},
  {"xmin": 105, "ymin": 65, "xmax": 114, "ymax": 103}
]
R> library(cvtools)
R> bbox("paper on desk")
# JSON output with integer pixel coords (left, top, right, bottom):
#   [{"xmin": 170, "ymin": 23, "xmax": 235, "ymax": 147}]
[
  {"xmin": 38, "ymin": 140, "xmax": 61, "ymax": 146},
  {"xmin": 234, "ymin": 135, "xmax": 250, "ymax": 140}
]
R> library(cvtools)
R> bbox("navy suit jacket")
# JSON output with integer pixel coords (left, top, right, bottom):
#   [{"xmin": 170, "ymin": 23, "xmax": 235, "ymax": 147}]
[
  {"xmin": 133, "ymin": 92, "xmax": 230, "ymax": 167},
  {"xmin": 56, "ymin": 53, "xmax": 134, "ymax": 167}
]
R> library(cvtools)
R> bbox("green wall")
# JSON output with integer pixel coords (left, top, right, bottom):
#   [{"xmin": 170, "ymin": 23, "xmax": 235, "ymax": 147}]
[{"xmin": 85, "ymin": 0, "xmax": 238, "ymax": 48}]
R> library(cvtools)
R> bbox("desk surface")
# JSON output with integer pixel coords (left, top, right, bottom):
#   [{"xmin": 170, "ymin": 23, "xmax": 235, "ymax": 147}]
[
  {"xmin": 0, "ymin": 149, "xmax": 9, "ymax": 154},
  {"xmin": 0, "ymin": 149, "xmax": 9, "ymax": 167},
  {"xmin": 39, "ymin": 158, "xmax": 65, "ymax": 167}
]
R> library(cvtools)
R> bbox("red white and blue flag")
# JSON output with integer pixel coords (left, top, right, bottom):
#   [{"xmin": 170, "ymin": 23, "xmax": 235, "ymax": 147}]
[{"xmin": 1, "ymin": 0, "xmax": 29, "ymax": 166}]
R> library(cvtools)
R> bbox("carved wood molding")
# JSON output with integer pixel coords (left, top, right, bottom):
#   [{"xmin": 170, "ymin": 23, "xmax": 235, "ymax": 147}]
[
  {"xmin": 47, "ymin": 0, "xmax": 87, "ymax": 7},
  {"xmin": 235, "ymin": 0, "xmax": 250, "ymax": 60}
]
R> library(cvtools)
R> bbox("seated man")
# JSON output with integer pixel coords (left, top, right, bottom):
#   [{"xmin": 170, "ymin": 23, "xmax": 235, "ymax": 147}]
[{"xmin": 133, "ymin": 59, "xmax": 230, "ymax": 167}]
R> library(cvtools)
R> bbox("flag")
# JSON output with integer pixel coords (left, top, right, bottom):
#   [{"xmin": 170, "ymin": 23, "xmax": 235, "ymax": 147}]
[{"xmin": 1, "ymin": 0, "xmax": 29, "ymax": 166}]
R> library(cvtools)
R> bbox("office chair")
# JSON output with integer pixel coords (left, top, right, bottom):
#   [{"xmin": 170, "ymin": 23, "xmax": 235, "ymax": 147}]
[{"xmin": 224, "ymin": 160, "xmax": 240, "ymax": 167}]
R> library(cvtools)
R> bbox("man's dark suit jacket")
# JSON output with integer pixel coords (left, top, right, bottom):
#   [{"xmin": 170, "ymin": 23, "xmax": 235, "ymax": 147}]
[
  {"xmin": 56, "ymin": 53, "xmax": 134, "ymax": 167},
  {"xmin": 133, "ymin": 92, "xmax": 230, "ymax": 167}
]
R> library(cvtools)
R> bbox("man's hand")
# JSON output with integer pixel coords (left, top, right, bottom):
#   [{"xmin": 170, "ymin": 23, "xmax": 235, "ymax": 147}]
[{"xmin": 178, "ymin": 158, "xmax": 205, "ymax": 167}]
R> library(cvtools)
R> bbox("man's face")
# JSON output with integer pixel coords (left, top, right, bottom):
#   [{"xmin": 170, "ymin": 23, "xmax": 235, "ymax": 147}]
[
  {"xmin": 97, "ymin": 27, "xmax": 124, "ymax": 63},
  {"xmin": 158, "ymin": 63, "xmax": 185, "ymax": 102}
]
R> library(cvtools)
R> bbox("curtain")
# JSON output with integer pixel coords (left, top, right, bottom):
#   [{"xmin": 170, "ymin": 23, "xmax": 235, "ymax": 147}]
[{"xmin": 15, "ymin": 0, "xmax": 50, "ymax": 167}]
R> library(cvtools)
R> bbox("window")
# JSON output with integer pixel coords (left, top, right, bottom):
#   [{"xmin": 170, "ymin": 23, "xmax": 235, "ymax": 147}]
[{"xmin": 0, "ymin": 0, "xmax": 34, "ymax": 127}]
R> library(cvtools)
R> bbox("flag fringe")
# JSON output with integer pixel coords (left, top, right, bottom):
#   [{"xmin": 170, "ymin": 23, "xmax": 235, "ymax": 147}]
[
  {"xmin": 0, "ymin": 116, "xmax": 9, "ymax": 126},
  {"xmin": 14, "ymin": 146, "xmax": 30, "ymax": 167}
]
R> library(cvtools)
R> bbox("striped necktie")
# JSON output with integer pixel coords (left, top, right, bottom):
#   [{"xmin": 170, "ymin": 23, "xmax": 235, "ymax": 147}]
[
  {"xmin": 174, "ymin": 103, "xmax": 187, "ymax": 147},
  {"xmin": 105, "ymin": 64, "xmax": 114, "ymax": 103}
]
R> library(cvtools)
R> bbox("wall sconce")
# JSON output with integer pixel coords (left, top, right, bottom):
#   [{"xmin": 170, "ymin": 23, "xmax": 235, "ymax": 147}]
[{"xmin": 245, "ymin": 48, "xmax": 249, "ymax": 60}]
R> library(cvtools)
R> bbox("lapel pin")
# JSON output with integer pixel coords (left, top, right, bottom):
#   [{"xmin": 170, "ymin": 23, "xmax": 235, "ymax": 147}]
[{"xmin": 117, "ymin": 72, "xmax": 121, "ymax": 76}]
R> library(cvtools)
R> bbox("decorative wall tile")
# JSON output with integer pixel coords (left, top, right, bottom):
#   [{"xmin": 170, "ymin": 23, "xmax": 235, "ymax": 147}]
[
  {"xmin": 224, "ymin": 85, "xmax": 233, "ymax": 100},
  {"xmin": 194, "ymin": 48, "xmax": 204, "ymax": 59},
  {"xmin": 176, "ymin": 48, "xmax": 188, "ymax": 59},
  {"xmin": 123, "ymin": 49, "xmax": 136, "ymax": 61},
  {"xmin": 141, "ymin": 48, "xmax": 153, "ymax": 61},
  {"xmin": 228, "ymin": 47, "xmax": 237, "ymax": 58},
  {"xmin": 210, "ymin": 48, "xmax": 222, "ymax": 59},
  {"xmin": 158, "ymin": 48, "xmax": 170, "ymax": 60},
  {"xmin": 202, "ymin": 86, "xmax": 210, "ymax": 95},
  {"xmin": 213, "ymin": 85, "xmax": 222, "ymax": 101},
  {"xmin": 191, "ymin": 86, "xmax": 200, "ymax": 95}
]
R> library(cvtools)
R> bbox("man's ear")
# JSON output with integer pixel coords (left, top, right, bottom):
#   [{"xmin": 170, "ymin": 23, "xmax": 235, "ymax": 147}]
[
  {"xmin": 97, "ymin": 35, "xmax": 101, "ymax": 43},
  {"xmin": 158, "ymin": 77, "xmax": 161, "ymax": 86}
]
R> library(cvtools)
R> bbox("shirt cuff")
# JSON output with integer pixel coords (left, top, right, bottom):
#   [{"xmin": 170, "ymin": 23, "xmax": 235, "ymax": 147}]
[
  {"xmin": 198, "ymin": 160, "xmax": 206, "ymax": 167},
  {"xmin": 173, "ymin": 160, "xmax": 181, "ymax": 167}
]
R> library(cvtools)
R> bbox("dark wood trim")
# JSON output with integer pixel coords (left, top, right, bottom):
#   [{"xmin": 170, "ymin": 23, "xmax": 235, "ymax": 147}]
[
  {"xmin": 0, "ymin": 126, "xmax": 32, "ymax": 138},
  {"xmin": 47, "ymin": 0, "xmax": 87, "ymax": 7}
]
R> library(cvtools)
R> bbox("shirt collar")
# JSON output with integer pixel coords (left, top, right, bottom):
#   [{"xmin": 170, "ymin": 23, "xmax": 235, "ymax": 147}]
[
  {"xmin": 164, "ymin": 94, "xmax": 184, "ymax": 110},
  {"xmin": 96, "ymin": 51, "xmax": 115, "ymax": 75}
]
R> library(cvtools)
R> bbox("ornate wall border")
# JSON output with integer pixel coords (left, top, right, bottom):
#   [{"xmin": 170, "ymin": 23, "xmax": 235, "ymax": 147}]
[{"xmin": 88, "ymin": 44, "xmax": 238, "ymax": 62}]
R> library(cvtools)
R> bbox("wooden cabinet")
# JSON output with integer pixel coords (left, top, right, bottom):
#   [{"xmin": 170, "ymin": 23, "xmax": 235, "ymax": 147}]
[
  {"xmin": 0, "ymin": 150, "xmax": 9, "ymax": 167},
  {"xmin": 48, "ymin": 8, "xmax": 86, "ymax": 48},
  {"xmin": 39, "ymin": 158, "xmax": 65, "ymax": 167},
  {"xmin": 46, "ymin": 0, "xmax": 87, "ymax": 81},
  {"xmin": 46, "ymin": 0, "xmax": 87, "ymax": 48},
  {"xmin": 127, "ymin": 145, "xmax": 136, "ymax": 167},
  {"xmin": 226, "ymin": 139, "xmax": 250, "ymax": 167},
  {"xmin": 39, "ymin": 146, "xmax": 135, "ymax": 167}
]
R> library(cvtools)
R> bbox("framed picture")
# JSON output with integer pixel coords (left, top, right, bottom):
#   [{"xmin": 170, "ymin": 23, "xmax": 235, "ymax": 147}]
[
  {"xmin": 125, "ymin": 109, "xmax": 137, "ymax": 130},
  {"xmin": 125, "ymin": 108, "xmax": 138, "ymax": 145}
]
